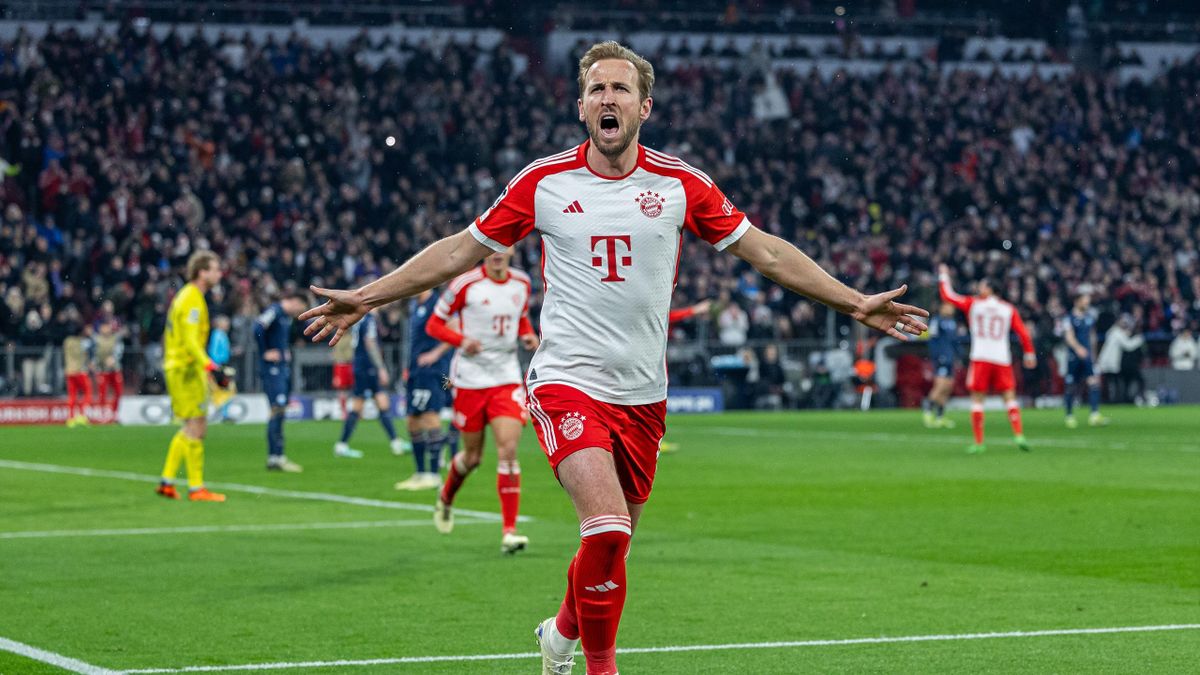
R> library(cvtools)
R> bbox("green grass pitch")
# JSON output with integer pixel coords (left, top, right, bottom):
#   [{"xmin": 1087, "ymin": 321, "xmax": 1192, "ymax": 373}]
[{"xmin": 1, "ymin": 406, "xmax": 1197, "ymax": 673}]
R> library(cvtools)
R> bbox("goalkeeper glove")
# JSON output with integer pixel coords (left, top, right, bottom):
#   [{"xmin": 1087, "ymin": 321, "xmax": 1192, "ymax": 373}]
[{"xmin": 210, "ymin": 365, "xmax": 236, "ymax": 389}]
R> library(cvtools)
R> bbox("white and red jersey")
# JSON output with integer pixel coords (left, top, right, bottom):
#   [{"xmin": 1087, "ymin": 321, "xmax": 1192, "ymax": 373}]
[
  {"xmin": 428, "ymin": 265, "xmax": 533, "ymax": 389},
  {"xmin": 468, "ymin": 140, "xmax": 750, "ymax": 404},
  {"xmin": 939, "ymin": 277, "xmax": 1034, "ymax": 366}
]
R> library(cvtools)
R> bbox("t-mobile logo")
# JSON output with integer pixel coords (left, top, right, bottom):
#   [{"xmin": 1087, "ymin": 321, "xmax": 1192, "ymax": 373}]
[{"xmin": 590, "ymin": 235, "xmax": 632, "ymax": 282}]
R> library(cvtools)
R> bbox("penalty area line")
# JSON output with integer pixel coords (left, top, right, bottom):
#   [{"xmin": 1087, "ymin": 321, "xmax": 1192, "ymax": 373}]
[
  {"xmin": 0, "ymin": 518, "xmax": 489, "ymax": 540},
  {"xmin": 121, "ymin": 623, "xmax": 1200, "ymax": 673},
  {"xmin": 0, "ymin": 459, "xmax": 525, "ymax": 523},
  {"xmin": 0, "ymin": 636, "xmax": 120, "ymax": 675}
]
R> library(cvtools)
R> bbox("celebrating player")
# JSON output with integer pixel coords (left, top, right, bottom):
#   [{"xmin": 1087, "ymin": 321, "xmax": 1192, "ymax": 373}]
[
  {"xmin": 301, "ymin": 41, "xmax": 927, "ymax": 675},
  {"xmin": 424, "ymin": 247, "xmax": 538, "ymax": 554},
  {"xmin": 157, "ymin": 251, "xmax": 228, "ymax": 502},
  {"xmin": 256, "ymin": 291, "xmax": 308, "ymax": 472},
  {"xmin": 394, "ymin": 289, "xmax": 456, "ymax": 491},
  {"xmin": 62, "ymin": 317, "xmax": 93, "ymax": 427},
  {"xmin": 922, "ymin": 301, "xmax": 960, "ymax": 429},
  {"xmin": 938, "ymin": 264, "xmax": 1035, "ymax": 453},
  {"xmin": 1061, "ymin": 293, "xmax": 1109, "ymax": 428},
  {"xmin": 332, "ymin": 309, "xmax": 405, "ymax": 459},
  {"xmin": 94, "ymin": 318, "xmax": 125, "ymax": 416}
]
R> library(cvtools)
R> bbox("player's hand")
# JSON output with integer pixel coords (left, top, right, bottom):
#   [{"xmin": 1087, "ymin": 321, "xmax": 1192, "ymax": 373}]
[
  {"xmin": 263, "ymin": 349, "xmax": 282, "ymax": 362},
  {"xmin": 520, "ymin": 333, "xmax": 540, "ymax": 350},
  {"xmin": 1074, "ymin": 346, "xmax": 1088, "ymax": 359},
  {"xmin": 851, "ymin": 285, "xmax": 930, "ymax": 341},
  {"xmin": 378, "ymin": 370, "xmax": 391, "ymax": 387},
  {"xmin": 301, "ymin": 286, "xmax": 369, "ymax": 346},
  {"xmin": 415, "ymin": 350, "xmax": 440, "ymax": 368},
  {"xmin": 211, "ymin": 365, "xmax": 236, "ymax": 389},
  {"xmin": 462, "ymin": 338, "xmax": 483, "ymax": 356},
  {"xmin": 692, "ymin": 300, "xmax": 712, "ymax": 314},
  {"xmin": 937, "ymin": 263, "xmax": 950, "ymax": 278},
  {"xmin": 1023, "ymin": 353, "xmax": 1038, "ymax": 369}
]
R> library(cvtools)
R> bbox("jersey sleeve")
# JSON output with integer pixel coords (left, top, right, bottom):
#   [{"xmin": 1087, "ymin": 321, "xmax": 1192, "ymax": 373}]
[
  {"xmin": 683, "ymin": 179, "xmax": 751, "ymax": 251},
  {"xmin": 425, "ymin": 312, "xmax": 465, "ymax": 348},
  {"xmin": 938, "ymin": 275, "xmax": 973, "ymax": 313},
  {"xmin": 668, "ymin": 306, "xmax": 698, "ymax": 325},
  {"xmin": 433, "ymin": 284, "xmax": 467, "ymax": 320},
  {"xmin": 1010, "ymin": 309, "xmax": 1034, "ymax": 356},
  {"xmin": 468, "ymin": 176, "xmax": 537, "ymax": 252},
  {"xmin": 180, "ymin": 296, "xmax": 212, "ymax": 369}
]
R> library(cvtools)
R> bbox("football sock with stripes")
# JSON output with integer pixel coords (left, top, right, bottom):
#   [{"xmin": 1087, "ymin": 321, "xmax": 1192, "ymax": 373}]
[
  {"xmin": 573, "ymin": 514, "xmax": 631, "ymax": 675},
  {"xmin": 970, "ymin": 403, "xmax": 985, "ymax": 445},
  {"xmin": 1007, "ymin": 400, "xmax": 1023, "ymax": 436},
  {"xmin": 440, "ymin": 453, "xmax": 470, "ymax": 504},
  {"xmin": 496, "ymin": 460, "xmax": 521, "ymax": 534}
]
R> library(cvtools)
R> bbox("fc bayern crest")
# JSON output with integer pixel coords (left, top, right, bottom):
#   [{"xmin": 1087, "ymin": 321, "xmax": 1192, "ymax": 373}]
[
  {"xmin": 560, "ymin": 411, "xmax": 586, "ymax": 441},
  {"xmin": 635, "ymin": 191, "xmax": 665, "ymax": 219}
]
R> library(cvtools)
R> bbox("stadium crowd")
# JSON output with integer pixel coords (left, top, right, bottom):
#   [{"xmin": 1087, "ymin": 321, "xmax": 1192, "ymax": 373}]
[{"xmin": 1, "ymin": 23, "xmax": 1198, "ymax": 400}]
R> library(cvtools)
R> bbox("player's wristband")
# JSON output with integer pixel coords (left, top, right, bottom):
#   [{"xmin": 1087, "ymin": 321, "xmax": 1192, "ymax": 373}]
[{"xmin": 205, "ymin": 361, "xmax": 217, "ymax": 372}]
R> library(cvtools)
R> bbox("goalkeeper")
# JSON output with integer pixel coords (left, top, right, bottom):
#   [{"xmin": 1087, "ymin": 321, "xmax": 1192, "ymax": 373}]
[{"xmin": 156, "ymin": 251, "xmax": 228, "ymax": 502}]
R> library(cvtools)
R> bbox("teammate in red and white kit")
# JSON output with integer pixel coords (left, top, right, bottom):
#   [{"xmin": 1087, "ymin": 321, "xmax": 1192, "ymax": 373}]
[
  {"xmin": 938, "ymin": 264, "xmax": 1036, "ymax": 453},
  {"xmin": 301, "ymin": 41, "xmax": 927, "ymax": 675},
  {"xmin": 424, "ymin": 247, "xmax": 539, "ymax": 554}
]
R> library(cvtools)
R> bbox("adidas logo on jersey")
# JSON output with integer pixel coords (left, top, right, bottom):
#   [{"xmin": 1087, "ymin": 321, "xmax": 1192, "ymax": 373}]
[{"xmin": 562, "ymin": 200, "xmax": 584, "ymax": 214}]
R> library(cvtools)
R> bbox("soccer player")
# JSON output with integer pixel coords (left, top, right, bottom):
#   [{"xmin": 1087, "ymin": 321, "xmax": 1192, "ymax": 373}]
[
  {"xmin": 157, "ymin": 250, "xmax": 227, "ymax": 502},
  {"xmin": 424, "ymin": 247, "xmax": 539, "ymax": 554},
  {"xmin": 938, "ymin": 264, "xmax": 1035, "ymax": 453},
  {"xmin": 94, "ymin": 318, "xmax": 124, "ymax": 416},
  {"xmin": 332, "ymin": 309, "xmax": 406, "ymax": 459},
  {"xmin": 922, "ymin": 301, "xmax": 960, "ymax": 429},
  {"xmin": 256, "ymin": 292, "xmax": 308, "ymax": 472},
  {"xmin": 1061, "ymin": 293, "xmax": 1109, "ymax": 428},
  {"xmin": 394, "ymin": 289, "xmax": 455, "ymax": 491},
  {"xmin": 301, "ymin": 41, "xmax": 926, "ymax": 675},
  {"xmin": 62, "ymin": 320, "xmax": 93, "ymax": 427},
  {"xmin": 332, "ymin": 328, "xmax": 355, "ymax": 416}
]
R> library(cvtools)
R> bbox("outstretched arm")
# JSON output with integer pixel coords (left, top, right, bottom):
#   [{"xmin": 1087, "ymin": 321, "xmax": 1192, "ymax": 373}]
[
  {"xmin": 301, "ymin": 230, "xmax": 493, "ymax": 345},
  {"xmin": 726, "ymin": 227, "xmax": 928, "ymax": 340},
  {"xmin": 937, "ymin": 263, "xmax": 973, "ymax": 313}
]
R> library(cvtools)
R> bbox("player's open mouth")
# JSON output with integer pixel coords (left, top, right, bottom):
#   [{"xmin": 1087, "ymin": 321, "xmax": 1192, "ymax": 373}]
[{"xmin": 599, "ymin": 113, "xmax": 620, "ymax": 139}]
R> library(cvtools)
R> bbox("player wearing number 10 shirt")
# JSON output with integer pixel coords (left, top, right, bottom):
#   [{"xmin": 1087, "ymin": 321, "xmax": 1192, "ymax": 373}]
[
  {"xmin": 301, "ymin": 41, "xmax": 928, "ymax": 675},
  {"xmin": 938, "ymin": 264, "xmax": 1036, "ymax": 454}
]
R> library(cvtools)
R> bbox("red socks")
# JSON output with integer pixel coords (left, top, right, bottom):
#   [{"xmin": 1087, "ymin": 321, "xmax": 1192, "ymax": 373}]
[
  {"xmin": 561, "ymin": 515, "xmax": 631, "ymax": 675},
  {"xmin": 971, "ymin": 403, "xmax": 985, "ymax": 445},
  {"xmin": 439, "ymin": 453, "xmax": 469, "ymax": 504},
  {"xmin": 496, "ymin": 460, "xmax": 521, "ymax": 534},
  {"xmin": 1007, "ymin": 401, "xmax": 1023, "ymax": 435}
]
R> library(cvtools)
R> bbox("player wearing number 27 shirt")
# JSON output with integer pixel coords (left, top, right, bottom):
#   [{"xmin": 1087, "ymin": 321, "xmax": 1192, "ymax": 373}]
[
  {"xmin": 301, "ymin": 41, "xmax": 927, "ymax": 675},
  {"xmin": 938, "ymin": 264, "xmax": 1036, "ymax": 454},
  {"xmin": 425, "ymin": 248, "xmax": 539, "ymax": 554}
]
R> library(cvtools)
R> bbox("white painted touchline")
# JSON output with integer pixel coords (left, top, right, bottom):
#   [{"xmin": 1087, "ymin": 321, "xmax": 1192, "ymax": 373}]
[
  {"xmin": 119, "ymin": 623, "xmax": 1200, "ymax": 673},
  {"xmin": 0, "ymin": 636, "xmax": 120, "ymax": 675},
  {"xmin": 0, "ymin": 518, "xmax": 489, "ymax": 540},
  {"xmin": 0, "ymin": 459, "xmax": 527, "ymax": 522},
  {"xmin": 686, "ymin": 426, "xmax": 1186, "ymax": 451}
]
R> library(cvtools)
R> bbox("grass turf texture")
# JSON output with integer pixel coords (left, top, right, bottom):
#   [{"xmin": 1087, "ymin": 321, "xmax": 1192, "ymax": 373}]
[{"xmin": 0, "ymin": 407, "xmax": 1197, "ymax": 674}]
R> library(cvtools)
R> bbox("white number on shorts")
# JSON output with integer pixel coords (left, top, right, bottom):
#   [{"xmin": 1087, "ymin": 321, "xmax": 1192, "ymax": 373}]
[{"xmin": 411, "ymin": 389, "xmax": 432, "ymax": 410}]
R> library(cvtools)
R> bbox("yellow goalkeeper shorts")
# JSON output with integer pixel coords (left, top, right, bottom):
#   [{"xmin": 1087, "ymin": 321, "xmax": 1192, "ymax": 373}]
[{"xmin": 165, "ymin": 366, "xmax": 209, "ymax": 420}]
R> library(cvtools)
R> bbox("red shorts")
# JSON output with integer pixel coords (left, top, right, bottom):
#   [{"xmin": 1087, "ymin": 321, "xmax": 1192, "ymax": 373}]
[
  {"xmin": 453, "ymin": 383, "xmax": 528, "ymax": 433},
  {"xmin": 526, "ymin": 384, "xmax": 667, "ymax": 505},
  {"xmin": 967, "ymin": 360, "xmax": 1015, "ymax": 394},
  {"xmin": 332, "ymin": 363, "xmax": 354, "ymax": 390}
]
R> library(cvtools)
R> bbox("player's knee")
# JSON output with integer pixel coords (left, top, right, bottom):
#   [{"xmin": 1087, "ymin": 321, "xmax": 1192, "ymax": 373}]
[
  {"xmin": 462, "ymin": 450, "xmax": 483, "ymax": 470},
  {"xmin": 579, "ymin": 514, "xmax": 632, "ymax": 559},
  {"xmin": 270, "ymin": 406, "xmax": 286, "ymax": 417}
]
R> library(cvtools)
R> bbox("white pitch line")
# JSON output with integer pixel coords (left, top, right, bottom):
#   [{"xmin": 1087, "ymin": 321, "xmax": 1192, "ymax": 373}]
[
  {"xmin": 688, "ymin": 426, "xmax": 1186, "ymax": 452},
  {"xmin": 120, "ymin": 623, "xmax": 1200, "ymax": 673},
  {"xmin": 0, "ymin": 636, "xmax": 120, "ymax": 675},
  {"xmin": 0, "ymin": 518, "xmax": 488, "ymax": 540},
  {"xmin": 0, "ymin": 459, "xmax": 525, "ymax": 523}
]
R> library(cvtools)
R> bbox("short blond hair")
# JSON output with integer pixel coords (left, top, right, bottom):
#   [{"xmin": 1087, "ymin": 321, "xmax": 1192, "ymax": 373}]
[
  {"xmin": 187, "ymin": 250, "xmax": 219, "ymax": 281},
  {"xmin": 577, "ymin": 41, "xmax": 655, "ymax": 102}
]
